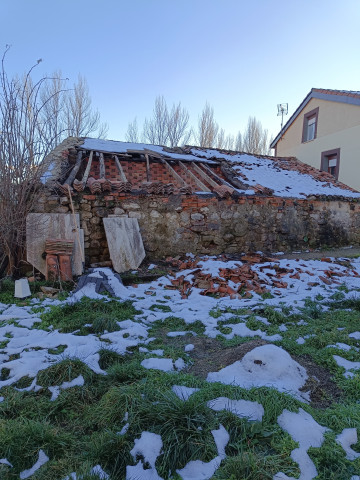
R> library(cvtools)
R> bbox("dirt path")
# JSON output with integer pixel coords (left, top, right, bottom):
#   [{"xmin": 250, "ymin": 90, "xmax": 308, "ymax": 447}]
[{"xmin": 272, "ymin": 245, "xmax": 360, "ymax": 261}]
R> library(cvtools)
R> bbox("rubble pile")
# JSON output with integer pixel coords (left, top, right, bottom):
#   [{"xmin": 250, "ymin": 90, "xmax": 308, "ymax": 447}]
[{"xmin": 163, "ymin": 254, "xmax": 357, "ymax": 299}]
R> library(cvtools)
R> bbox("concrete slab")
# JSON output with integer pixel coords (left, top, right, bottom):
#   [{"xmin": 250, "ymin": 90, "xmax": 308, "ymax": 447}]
[
  {"xmin": 26, "ymin": 213, "xmax": 84, "ymax": 276},
  {"xmin": 103, "ymin": 217, "xmax": 145, "ymax": 273}
]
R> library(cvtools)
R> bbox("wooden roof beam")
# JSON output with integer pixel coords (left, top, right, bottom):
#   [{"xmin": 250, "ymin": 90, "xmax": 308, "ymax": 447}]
[
  {"xmin": 199, "ymin": 162, "xmax": 234, "ymax": 188},
  {"xmin": 80, "ymin": 150, "xmax": 94, "ymax": 187},
  {"xmin": 145, "ymin": 153, "xmax": 151, "ymax": 182},
  {"xmin": 63, "ymin": 150, "xmax": 83, "ymax": 186},
  {"xmin": 178, "ymin": 161, "xmax": 210, "ymax": 192},
  {"xmin": 99, "ymin": 152, "xmax": 105, "ymax": 179},
  {"xmin": 161, "ymin": 159, "xmax": 188, "ymax": 187},
  {"xmin": 114, "ymin": 155, "xmax": 128, "ymax": 182},
  {"xmin": 191, "ymin": 162, "xmax": 219, "ymax": 188}
]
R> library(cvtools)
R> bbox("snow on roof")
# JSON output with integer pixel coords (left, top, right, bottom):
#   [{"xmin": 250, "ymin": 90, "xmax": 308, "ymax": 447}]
[
  {"xmin": 231, "ymin": 156, "xmax": 360, "ymax": 198},
  {"xmin": 80, "ymin": 138, "xmax": 215, "ymax": 163},
  {"xmin": 190, "ymin": 148, "xmax": 360, "ymax": 198},
  {"xmin": 76, "ymin": 139, "xmax": 359, "ymax": 198}
]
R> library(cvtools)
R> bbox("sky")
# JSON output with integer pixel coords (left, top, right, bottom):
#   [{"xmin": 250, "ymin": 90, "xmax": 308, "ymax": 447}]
[{"xmin": 2, "ymin": 0, "xmax": 360, "ymax": 144}]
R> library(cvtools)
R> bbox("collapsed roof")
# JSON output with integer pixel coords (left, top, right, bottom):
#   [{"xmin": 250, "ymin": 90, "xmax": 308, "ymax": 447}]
[{"xmin": 43, "ymin": 137, "xmax": 360, "ymax": 199}]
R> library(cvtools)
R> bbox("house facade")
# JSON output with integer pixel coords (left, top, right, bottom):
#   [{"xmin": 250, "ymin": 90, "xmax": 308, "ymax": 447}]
[{"xmin": 270, "ymin": 89, "xmax": 360, "ymax": 191}]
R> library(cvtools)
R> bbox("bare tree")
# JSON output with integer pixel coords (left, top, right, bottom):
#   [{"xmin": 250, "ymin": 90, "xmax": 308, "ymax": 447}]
[
  {"xmin": 196, "ymin": 102, "xmax": 219, "ymax": 148},
  {"xmin": 39, "ymin": 70, "xmax": 68, "ymax": 150},
  {"xmin": 0, "ymin": 47, "xmax": 60, "ymax": 275},
  {"xmin": 143, "ymin": 95, "xmax": 169, "ymax": 145},
  {"xmin": 167, "ymin": 102, "xmax": 191, "ymax": 147},
  {"xmin": 242, "ymin": 116, "xmax": 269, "ymax": 155},
  {"xmin": 141, "ymin": 95, "xmax": 191, "ymax": 147},
  {"xmin": 234, "ymin": 131, "xmax": 243, "ymax": 151},
  {"xmin": 125, "ymin": 117, "xmax": 140, "ymax": 143},
  {"xmin": 224, "ymin": 133, "xmax": 234, "ymax": 151},
  {"xmin": 216, "ymin": 128, "xmax": 226, "ymax": 149},
  {"xmin": 64, "ymin": 74, "xmax": 108, "ymax": 139}
]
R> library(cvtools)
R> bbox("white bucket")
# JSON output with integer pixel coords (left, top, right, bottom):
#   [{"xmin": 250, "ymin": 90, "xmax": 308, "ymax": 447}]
[{"xmin": 14, "ymin": 278, "xmax": 31, "ymax": 298}]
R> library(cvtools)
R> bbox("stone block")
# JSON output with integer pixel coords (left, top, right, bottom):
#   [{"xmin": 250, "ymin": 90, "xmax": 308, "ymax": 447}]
[
  {"xmin": 103, "ymin": 217, "xmax": 145, "ymax": 273},
  {"xmin": 123, "ymin": 202, "xmax": 140, "ymax": 210}
]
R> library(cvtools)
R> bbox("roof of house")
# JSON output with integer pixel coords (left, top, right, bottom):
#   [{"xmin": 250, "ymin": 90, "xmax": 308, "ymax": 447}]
[
  {"xmin": 43, "ymin": 137, "xmax": 360, "ymax": 199},
  {"xmin": 270, "ymin": 88, "xmax": 360, "ymax": 149}
]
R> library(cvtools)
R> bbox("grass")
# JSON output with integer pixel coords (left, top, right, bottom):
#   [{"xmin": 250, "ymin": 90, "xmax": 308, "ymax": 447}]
[
  {"xmin": 1, "ymin": 276, "xmax": 360, "ymax": 478},
  {"xmin": 37, "ymin": 297, "xmax": 140, "ymax": 334},
  {"xmin": 0, "ymin": 278, "xmax": 74, "ymax": 307}
]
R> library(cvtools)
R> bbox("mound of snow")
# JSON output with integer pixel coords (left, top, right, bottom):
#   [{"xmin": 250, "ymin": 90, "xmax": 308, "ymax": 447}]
[{"xmin": 207, "ymin": 344, "xmax": 309, "ymax": 401}]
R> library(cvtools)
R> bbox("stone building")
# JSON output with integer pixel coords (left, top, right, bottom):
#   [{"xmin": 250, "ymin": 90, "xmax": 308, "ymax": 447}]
[{"xmin": 27, "ymin": 137, "xmax": 360, "ymax": 275}]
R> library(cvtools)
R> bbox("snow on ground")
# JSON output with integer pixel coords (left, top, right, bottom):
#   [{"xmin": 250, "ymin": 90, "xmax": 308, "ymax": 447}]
[
  {"xmin": 220, "ymin": 320, "xmax": 282, "ymax": 342},
  {"xmin": 207, "ymin": 344, "xmax": 310, "ymax": 402},
  {"xmin": 48, "ymin": 375, "xmax": 84, "ymax": 401},
  {"xmin": 127, "ymin": 432, "xmax": 164, "ymax": 480},
  {"xmin": 141, "ymin": 357, "xmax": 185, "ymax": 372},
  {"xmin": 207, "ymin": 396, "xmax": 264, "ymax": 422},
  {"xmin": 172, "ymin": 385, "xmax": 200, "ymax": 400},
  {"xmin": 336, "ymin": 428, "xmax": 360, "ymax": 460},
  {"xmin": 333, "ymin": 355, "xmax": 360, "ymax": 378},
  {"xmin": 275, "ymin": 408, "xmax": 329, "ymax": 480},
  {"xmin": 19, "ymin": 450, "xmax": 49, "ymax": 479},
  {"xmin": 1, "ymin": 257, "xmax": 360, "ymax": 479},
  {"xmin": 176, "ymin": 424, "xmax": 230, "ymax": 480}
]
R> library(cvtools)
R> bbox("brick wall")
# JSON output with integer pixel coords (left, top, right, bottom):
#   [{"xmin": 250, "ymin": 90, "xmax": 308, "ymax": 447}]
[
  {"xmin": 37, "ymin": 191, "xmax": 360, "ymax": 266},
  {"xmin": 87, "ymin": 157, "xmax": 225, "ymax": 192}
]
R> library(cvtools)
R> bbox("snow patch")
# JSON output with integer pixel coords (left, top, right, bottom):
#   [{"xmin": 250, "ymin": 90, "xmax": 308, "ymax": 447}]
[
  {"xmin": 336, "ymin": 428, "xmax": 360, "ymax": 460},
  {"xmin": 20, "ymin": 449, "xmax": 49, "ymax": 479},
  {"xmin": 207, "ymin": 344, "xmax": 309, "ymax": 401},
  {"xmin": 208, "ymin": 396, "xmax": 264, "ymax": 422}
]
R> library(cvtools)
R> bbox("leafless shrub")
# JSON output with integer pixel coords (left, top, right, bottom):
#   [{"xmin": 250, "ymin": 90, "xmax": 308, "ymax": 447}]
[{"xmin": 0, "ymin": 48, "xmax": 107, "ymax": 276}]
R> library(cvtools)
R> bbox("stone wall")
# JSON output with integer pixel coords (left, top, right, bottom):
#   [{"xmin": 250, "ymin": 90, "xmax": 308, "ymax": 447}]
[{"xmin": 36, "ymin": 191, "xmax": 360, "ymax": 265}]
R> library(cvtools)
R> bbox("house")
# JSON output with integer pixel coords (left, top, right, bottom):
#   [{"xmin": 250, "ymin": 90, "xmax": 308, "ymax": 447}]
[{"xmin": 270, "ymin": 89, "xmax": 360, "ymax": 191}]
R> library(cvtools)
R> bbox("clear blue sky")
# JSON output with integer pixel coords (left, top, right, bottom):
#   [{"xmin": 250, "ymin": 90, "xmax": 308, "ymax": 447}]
[{"xmin": 2, "ymin": 0, "xmax": 360, "ymax": 143}]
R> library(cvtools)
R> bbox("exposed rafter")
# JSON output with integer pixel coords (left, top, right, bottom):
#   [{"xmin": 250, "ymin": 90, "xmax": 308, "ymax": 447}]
[
  {"xmin": 191, "ymin": 162, "xmax": 219, "ymax": 189},
  {"xmin": 63, "ymin": 150, "xmax": 83, "ymax": 186},
  {"xmin": 113, "ymin": 155, "xmax": 128, "ymax": 182},
  {"xmin": 178, "ymin": 161, "xmax": 210, "ymax": 192}
]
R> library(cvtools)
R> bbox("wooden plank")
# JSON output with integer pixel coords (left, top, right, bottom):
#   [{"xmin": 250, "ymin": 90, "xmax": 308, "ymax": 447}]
[
  {"xmin": 99, "ymin": 152, "xmax": 105, "ymax": 179},
  {"xmin": 161, "ymin": 159, "xmax": 187, "ymax": 187},
  {"xmin": 81, "ymin": 151, "xmax": 94, "ymax": 186},
  {"xmin": 68, "ymin": 185, "xmax": 85, "ymax": 264},
  {"xmin": 63, "ymin": 150, "xmax": 83, "ymax": 186},
  {"xmin": 178, "ymin": 161, "xmax": 210, "ymax": 192},
  {"xmin": 198, "ymin": 162, "xmax": 234, "ymax": 188},
  {"xmin": 114, "ymin": 155, "xmax": 128, "ymax": 182},
  {"xmin": 145, "ymin": 153, "xmax": 151, "ymax": 182},
  {"xmin": 191, "ymin": 162, "xmax": 219, "ymax": 188}
]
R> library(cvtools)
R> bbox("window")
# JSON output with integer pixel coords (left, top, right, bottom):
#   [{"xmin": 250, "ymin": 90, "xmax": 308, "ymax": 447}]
[
  {"xmin": 302, "ymin": 107, "xmax": 319, "ymax": 143},
  {"xmin": 321, "ymin": 148, "xmax": 340, "ymax": 180}
]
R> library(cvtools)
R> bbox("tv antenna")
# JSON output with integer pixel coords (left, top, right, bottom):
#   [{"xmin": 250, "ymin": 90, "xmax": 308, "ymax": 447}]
[{"xmin": 277, "ymin": 103, "xmax": 288, "ymax": 130}]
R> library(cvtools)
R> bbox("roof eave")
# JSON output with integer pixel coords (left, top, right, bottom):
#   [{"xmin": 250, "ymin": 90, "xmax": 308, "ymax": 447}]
[
  {"xmin": 271, "ymin": 88, "xmax": 360, "ymax": 148},
  {"xmin": 270, "ymin": 89, "xmax": 313, "ymax": 148}
]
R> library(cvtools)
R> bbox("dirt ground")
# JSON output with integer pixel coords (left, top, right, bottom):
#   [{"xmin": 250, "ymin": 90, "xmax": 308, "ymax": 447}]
[
  {"xmin": 272, "ymin": 246, "xmax": 360, "ymax": 261},
  {"xmin": 164, "ymin": 334, "xmax": 341, "ymax": 409}
]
